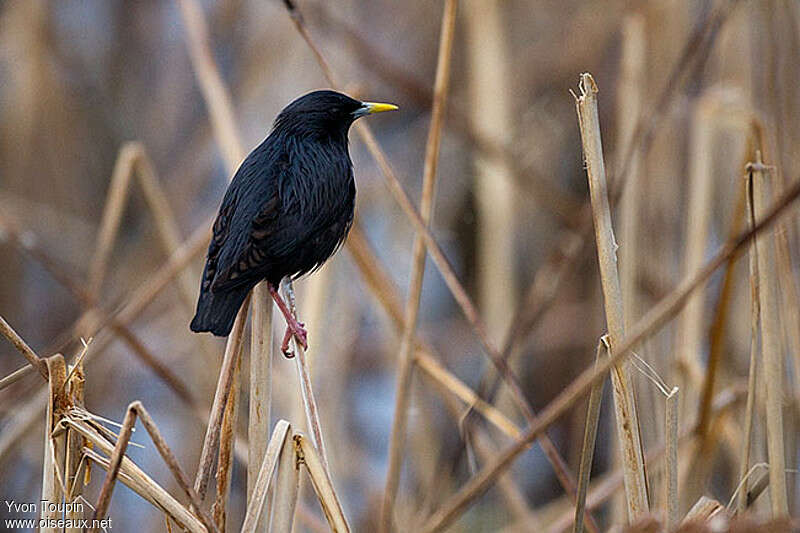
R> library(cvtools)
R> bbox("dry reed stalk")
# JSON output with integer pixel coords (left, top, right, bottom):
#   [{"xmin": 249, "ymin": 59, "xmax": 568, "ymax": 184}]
[
  {"xmin": 295, "ymin": 434, "xmax": 350, "ymax": 532},
  {"xmin": 41, "ymin": 355, "xmax": 67, "ymax": 533},
  {"xmin": 241, "ymin": 420, "xmax": 291, "ymax": 533},
  {"xmin": 616, "ymin": 21, "xmax": 648, "ymax": 512},
  {"xmin": 463, "ymin": 0, "xmax": 516, "ymax": 342},
  {"xmin": 618, "ymin": 13, "xmax": 646, "ymax": 327},
  {"xmin": 665, "ymin": 387, "xmax": 679, "ymax": 531},
  {"xmin": 737, "ymin": 170, "xmax": 762, "ymax": 514},
  {"xmin": 418, "ymin": 170, "xmax": 800, "ymax": 533},
  {"xmin": 87, "ymin": 143, "xmax": 137, "ymax": 299},
  {"xmin": 270, "ymin": 424, "xmax": 300, "ymax": 532},
  {"xmin": 212, "ymin": 356, "xmax": 240, "ymax": 531},
  {"xmin": 747, "ymin": 155, "xmax": 789, "ymax": 516},
  {"xmin": 575, "ymin": 73, "xmax": 648, "ymax": 520},
  {"xmin": 132, "ymin": 145, "xmax": 200, "ymax": 310},
  {"xmin": 682, "ymin": 496, "xmax": 724, "ymax": 524},
  {"xmin": 248, "ymin": 282, "xmax": 272, "ymax": 533},
  {"xmin": 675, "ymin": 93, "xmax": 722, "ymax": 401},
  {"xmin": 176, "ymin": 0, "xmax": 241, "ymax": 170},
  {"xmin": 381, "ymin": 1, "xmax": 457, "ymax": 530},
  {"xmin": 193, "ymin": 295, "xmax": 249, "ymax": 502},
  {"xmin": 285, "ymin": 281, "xmax": 329, "ymax": 471},
  {"xmin": 0, "ymin": 314, "xmax": 48, "ymax": 378},
  {"xmin": 573, "ymin": 338, "xmax": 608, "ymax": 533}
]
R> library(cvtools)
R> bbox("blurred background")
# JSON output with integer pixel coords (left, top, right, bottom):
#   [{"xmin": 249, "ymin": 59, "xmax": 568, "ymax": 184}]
[{"xmin": 0, "ymin": 0, "xmax": 799, "ymax": 531}]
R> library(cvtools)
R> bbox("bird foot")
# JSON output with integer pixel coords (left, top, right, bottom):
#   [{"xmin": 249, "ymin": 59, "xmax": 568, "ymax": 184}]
[{"xmin": 280, "ymin": 320, "xmax": 308, "ymax": 358}]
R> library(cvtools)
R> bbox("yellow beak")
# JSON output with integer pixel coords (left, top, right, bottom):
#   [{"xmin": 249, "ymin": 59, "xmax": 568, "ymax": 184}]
[{"xmin": 363, "ymin": 102, "xmax": 399, "ymax": 114}]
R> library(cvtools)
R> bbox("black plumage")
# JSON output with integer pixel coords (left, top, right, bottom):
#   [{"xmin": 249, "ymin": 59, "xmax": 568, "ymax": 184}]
[{"xmin": 190, "ymin": 90, "xmax": 397, "ymax": 351}]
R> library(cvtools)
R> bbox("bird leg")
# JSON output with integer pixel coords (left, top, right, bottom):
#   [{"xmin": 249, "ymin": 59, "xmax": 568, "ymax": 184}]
[{"xmin": 268, "ymin": 282, "xmax": 308, "ymax": 356}]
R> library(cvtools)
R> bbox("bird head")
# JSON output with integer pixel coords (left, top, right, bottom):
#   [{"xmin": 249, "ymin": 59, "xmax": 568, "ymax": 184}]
[{"xmin": 273, "ymin": 90, "xmax": 398, "ymax": 139}]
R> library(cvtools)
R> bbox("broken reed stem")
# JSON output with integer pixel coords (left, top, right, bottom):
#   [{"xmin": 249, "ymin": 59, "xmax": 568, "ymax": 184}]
[
  {"xmin": 296, "ymin": 434, "xmax": 350, "ymax": 533},
  {"xmin": 0, "ymin": 314, "xmax": 48, "ymax": 379},
  {"xmin": 418, "ymin": 169, "xmax": 800, "ymax": 533},
  {"xmin": 573, "ymin": 338, "xmax": 607, "ymax": 533},
  {"xmin": 248, "ymin": 282, "xmax": 272, "ymax": 531},
  {"xmin": 738, "ymin": 170, "xmax": 761, "ymax": 514},
  {"xmin": 747, "ymin": 156, "xmax": 789, "ymax": 516},
  {"xmin": 381, "ymin": 1, "xmax": 457, "ymax": 531},
  {"xmin": 665, "ymin": 387, "xmax": 679, "ymax": 531},
  {"xmin": 575, "ymin": 72, "xmax": 648, "ymax": 521},
  {"xmin": 271, "ymin": 425, "xmax": 300, "ymax": 533},
  {"xmin": 193, "ymin": 296, "xmax": 249, "ymax": 502},
  {"xmin": 241, "ymin": 420, "xmax": 290, "ymax": 533},
  {"xmin": 41, "ymin": 355, "xmax": 67, "ymax": 533}
]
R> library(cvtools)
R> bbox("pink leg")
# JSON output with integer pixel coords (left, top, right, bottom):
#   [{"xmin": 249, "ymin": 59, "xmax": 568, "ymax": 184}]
[{"xmin": 269, "ymin": 283, "xmax": 308, "ymax": 355}]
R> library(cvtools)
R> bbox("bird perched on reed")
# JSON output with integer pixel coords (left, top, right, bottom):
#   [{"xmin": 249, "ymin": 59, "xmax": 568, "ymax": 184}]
[{"xmin": 191, "ymin": 90, "xmax": 397, "ymax": 354}]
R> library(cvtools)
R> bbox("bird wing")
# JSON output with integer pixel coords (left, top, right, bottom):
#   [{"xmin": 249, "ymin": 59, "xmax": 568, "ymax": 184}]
[
  {"xmin": 199, "ymin": 196, "xmax": 235, "ymax": 294},
  {"xmin": 210, "ymin": 193, "xmax": 282, "ymax": 292}
]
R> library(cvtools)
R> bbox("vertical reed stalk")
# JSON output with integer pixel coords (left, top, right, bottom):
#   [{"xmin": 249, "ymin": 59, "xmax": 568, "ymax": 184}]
[
  {"xmin": 748, "ymin": 155, "xmax": 789, "ymax": 516},
  {"xmin": 248, "ymin": 282, "xmax": 273, "ymax": 532},
  {"xmin": 737, "ymin": 168, "xmax": 761, "ymax": 514},
  {"xmin": 575, "ymin": 73, "xmax": 649, "ymax": 521},
  {"xmin": 381, "ymin": 1, "xmax": 457, "ymax": 530},
  {"xmin": 665, "ymin": 387, "xmax": 679, "ymax": 531},
  {"xmin": 463, "ymin": 0, "xmax": 516, "ymax": 340},
  {"xmin": 41, "ymin": 355, "xmax": 67, "ymax": 533},
  {"xmin": 285, "ymin": 281, "xmax": 329, "ymax": 472}
]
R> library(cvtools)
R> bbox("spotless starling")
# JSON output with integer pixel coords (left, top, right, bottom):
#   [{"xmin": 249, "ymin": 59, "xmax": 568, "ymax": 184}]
[{"xmin": 191, "ymin": 90, "xmax": 397, "ymax": 354}]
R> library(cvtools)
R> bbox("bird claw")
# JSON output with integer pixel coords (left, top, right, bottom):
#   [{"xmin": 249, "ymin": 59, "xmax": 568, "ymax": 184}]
[{"xmin": 280, "ymin": 321, "xmax": 308, "ymax": 358}]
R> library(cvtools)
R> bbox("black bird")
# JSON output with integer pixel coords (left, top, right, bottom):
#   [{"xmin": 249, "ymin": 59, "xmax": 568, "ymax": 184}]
[{"xmin": 190, "ymin": 90, "xmax": 397, "ymax": 353}]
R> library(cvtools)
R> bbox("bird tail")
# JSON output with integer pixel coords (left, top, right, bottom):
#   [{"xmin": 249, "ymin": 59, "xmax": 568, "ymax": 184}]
[{"xmin": 190, "ymin": 285, "xmax": 251, "ymax": 337}]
